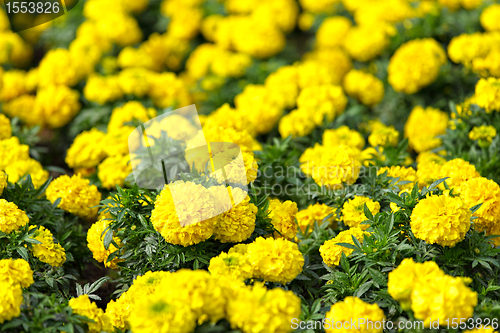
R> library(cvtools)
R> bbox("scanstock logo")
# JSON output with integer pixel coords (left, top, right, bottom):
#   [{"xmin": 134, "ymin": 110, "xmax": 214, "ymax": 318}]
[
  {"xmin": 2, "ymin": 0, "xmax": 79, "ymax": 32},
  {"xmin": 128, "ymin": 104, "xmax": 249, "ymax": 227}
]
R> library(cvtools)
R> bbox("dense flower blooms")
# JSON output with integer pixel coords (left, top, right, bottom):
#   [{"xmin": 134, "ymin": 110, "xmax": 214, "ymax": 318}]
[
  {"xmin": 342, "ymin": 196, "xmax": 380, "ymax": 230},
  {"xmin": 105, "ymin": 292, "xmax": 131, "ymax": 331},
  {"xmin": 0, "ymin": 114, "xmax": 11, "ymax": 140},
  {"xmin": 0, "ymin": 170, "xmax": 6, "ymax": 196},
  {"xmin": 245, "ymin": 237, "xmax": 304, "ymax": 284},
  {"xmin": 0, "ymin": 137, "xmax": 30, "ymax": 171},
  {"xmin": 322, "ymin": 126, "xmax": 365, "ymax": 150},
  {"xmin": 324, "ymin": 297, "xmax": 386, "ymax": 333},
  {"xmin": 320, "ymin": 227, "xmax": 367, "ymax": 267},
  {"xmin": 66, "ymin": 129, "xmax": 108, "ymax": 169},
  {"xmin": 475, "ymin": 77, "xmax": 500, "ymax": 112},
  {"xmin": 97, "ymin": 154, "xmax": 132, "ymax": 189},
  {"xmin": 69, "ymin": 295, "xmax": 111, "ymax": 333},
  {"xmin": 34, "ymin": 85, "xmax": 81, "ymax": 128},
  {"xmin": 151, "ymin": 181, "xmax": 217, "ymax": 246},
  {"xmin": 30, "ymin": 225, "xmax": 66, "ymax": 267},
  {"xmin": 208, "ymin": 251, "xmax": 253, "ymax": 281},
  {"xmin": 87, "ymin": 218, "xmax": 122, "ymax": 269},
  {"xmin": 469, "ymin": 125, "xmax": 497, "ymax": 147},
  {"xmin": 481, "ymin": 4, "xmax": 500, "ymax": 31},
  {"xmin": 459, "ymin": 177, "xmax": 500, "ymax": 233},
  {"xmin": 0, "ymin": 282, "xmax": 23, "ymax": 324},
  {"xmin": 410, "ymin": 193, "xmax": 471, "ymax": 247},
  {"xmin": 0, "ymin": 258, "xmax": 34, "ymax": 288},
  {"xmin": 404, "ymin": 106, "xmax": 449, "ymax": 153},
  {"xmin": 438, "ymin": 158, "xmax": 480, "ymax": 191},
  {"xmin": 296, "ymin": 84, "xmax": 348, "ymax": 125},
  {"xmin": 316, "ymin": 16, "xmax": 352, "ymax": 49},
  {"xmin": 296, "ymin": 203, "xmax": 334, "ymax": 234},
  {"xmin": 0, "ymin": 199, "xmax": 29, "ymax": 234},
  {"xmin": 267, "ymin": 199, "xmax": 298, "ymax": 240},
  {"xmin": 5, "ymin": 158, "xmax": 49, "ymax": 188},
  {"xmin": 343, "ymin": 25, "xmax": 391, "ymax": 62},
  {"xmin": 343, "ymin": 69, "xmax": 384, "ymax": 106},
  {"xmin": 389, "ymin": 38, "xmax": 447, "ymax": 94},
  {"xmin": 368, "ymin": 124, "xmax": 399, "ymax": 147},
  {"xmin": 46, "ymin": 174, "xmax": 102, "ymax": 221}
]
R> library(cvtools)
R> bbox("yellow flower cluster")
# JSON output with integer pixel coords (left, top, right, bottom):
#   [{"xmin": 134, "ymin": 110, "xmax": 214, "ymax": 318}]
[
  {"xmin": 208, "ymin": 251, "xmax": 253, "ymax": 281},
  {"xmin": 388, "ymin": 258, "xmax": 477, "ymax": 327},
  {"xmin": 416, "ymin": 151, "xmax": 447, "ymax": 188},
  {"xmin": 438, "ymin": 158, "xmax": 480, "ymax": 190},
  {"xmin": 0, "ymin": 258, "xmax": 33, "ymax": 324},
  {"xmin": 411, "ymin": 193, "xmax": 471, "ymax": 247},
  {"xmin": 300, "ymin": 143, "xmax": 361, "ymax": 189},
  {"xmin": 343, "ymin": 69, "xmax": 385, "ymax": 106},
  {"xmin": 296, "ymin": 203, "xmax": 334, "ymax": 234},
  {"xmin": 105, "ymin": 268, "xmax": 301, "ymax": 333},
  {"xmin": 267, "ymin": 199, "xmax": 298, "ymax": 240},
  {"xmin": 342, "ymin": 196, "xmax": 380, "ymax": 230},
  {"xmin": 46, "ymin": 174, "xmax": 102, "ymax": 221},
  {"xmin": 324, "ymin": 297, "xmax": 386, "ymax": 333},
  {"xmin": 368, "ymin": 124, "xmax": 399, "ymax": 147},
  {"xmin": 388, "ymin": 38, "xmax": 447, "ymax": 94},
  {"xmin": 30, "ymin": 226, "xmax": 66, "ymax": 267},
  {"xmin": 0, "ymin": 199, "xmax": 29, "ymax": 234},
  {"xmin": 87, "ymin": 218, "xmax": 122, "ymax": 269},
  {"xmin": 469, "ymin": 125, "xmax": 497, "ymax": 147},
  {"xmin": 323, "ymin": 126, "xmax": 365, "ymax": 150},
  {"xmin": 69, "ymin": 295, "xmax": 112, "ymax": 333},
  {"xmin": 0, "ymin": 170, "xmax": 6, "ymax": 196},
  {"xmin": 404, "ymin": 105, "xmax": 449, "ymax": 153},
  {"xmin": 481, "ymin": 4, "xmax": 500, "ymax": 31},
  {"xmin": 475, "ymin": 77, "xmax": 500, "ymax": 112},
  {"xmin": 320, "ymin": 227, "xmax": 367, "ymax": 267}
]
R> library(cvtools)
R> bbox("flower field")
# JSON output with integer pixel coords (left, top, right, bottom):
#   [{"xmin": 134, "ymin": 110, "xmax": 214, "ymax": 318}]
[{"xmin": 2, "ymin": 0, "xmax": 500, "ymax": 332}]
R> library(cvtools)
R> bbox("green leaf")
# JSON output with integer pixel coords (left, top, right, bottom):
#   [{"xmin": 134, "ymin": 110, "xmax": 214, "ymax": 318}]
[
  {"xmin": 16, "ymin": 247, "xmax": 29, "ymax": 261},
  {"xmin": 369, "ymin": 268, "xmax": 387, "ymax": 287}
]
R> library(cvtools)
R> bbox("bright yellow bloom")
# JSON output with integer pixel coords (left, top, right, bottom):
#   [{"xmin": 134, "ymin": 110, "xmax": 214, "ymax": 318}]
[
  {"xmin": 0, "ymin": 282, "xmax": 23, "ymax": 324},
  {"xmin": 5, "ymin": 158, "xmax": 49, "ymax": 188},
  {"xmin": 30, "ymin": 226, "xmax": 66, "ymax": 267},
  {"xmin": 246, "ymin": 237, "xmax": 304, "ymax": 284},
  {"xmin": 268, "ymin": 199, "xmax": 298, "ymax": 240},
  {"xmin": 34, "ymin": 85, "xmax": 81, "ymax": 128},
  {"xmin": 46, "ymin": 174, "xmax": 102, "ymax": 221},
  {"xmin": 66, "ymin": 128, "xmax": 108, "ymax": 169},
  {"xmin": 0, "ymin": 258, "xmax": 34, "ymax": 288},
  {"xmin": 410, "ymin": 194, "xmax": 471, "ymax": 247},
  {"xmin": 38, "ymin": 49, "xmax": 87, "ymax": 87},
  {"xmin": 475, "ymin": 77, "xmax": 500, "ymax": 112},
  {"xmin": 320, "ymin": 227, "xmax": 366, "ymax": 267},
  {"xmin": 0, "ymin": 171, "xmax": 7, "ymax": 196},
  {"xmin": 87, "ymin": 218, "xmax": 122, "ymax": 269},
  {"xmin": 296, "ymin": 203, "xmax": 334, "ymax": 234},
  {"xmin": 481, "ymin": 4, "xmax": 500, "ymax": 31},
  {"xmin": 98, "ymin": 154, "xmax": 132, "ymax": 190},
  {"xmin": 342, "ymin": 196, "xmax": 380, "ymax": 230},
  {"xmin": 151, "ymin": 181, "xmax": 217, "ymax": 246},
  {"xmin": 105, "ymin": 292, "xmax": 131, "ymax": 331},
  {"xmin": 0, "ymin": 136, "xmax": 29, "ymax": 171},
  {"xmin": 0, "ymin": 199, "xmax": 29, "ymax": 234},
  {"xmin": 322, "ymin": 126, "xmax": 365, "ymax": 150},
  {"xmin": 208, "ymin": 251, "xmax": 253, "ymax": 281},
  {"xmin": 297, "ymin": 84, "xmax": 348, "ymax": 126},
  {"xmin": 469, "ymin": 125, "xmax": 497, "ymax": 147},
  {"xmin": 316, "ymin": 16, "xmax": 352, "ymax": 49},
  {"xmin": 438, "ymin": 158, "xmax": 480, "ymax": 191},
  {"xmin": 324, "ymin": 297, "xmax": 385, "ymax": 333},
  {"xmin": 83, "ymin": 74, "xmax": 124, "ymax": 105},
  {"xmin": 404, "ymin": 106, "xmax": 449, "ymax": 153},
  {"xmin": 0, "ymin": 114, "xmax": 11, "ymax": 140},
  {"xmin": 69, "ymin": 295, "xmax": 112, "ymax": 333},
  {"xmin": 389, "ymin": 38, "xmax": 447, "ymax": 94},
  {"xmin": 0, "ymin": 70, "xmax": 27, "ymax": 102},
  {"xmin": 460, "ymin": 177, "xmax": 500, "ymax": 233},
  {"xmin": 279, "ymin": 108, "xmax": 317, "ymax": 138},
  {"xmin": 368, "ymin": 125, "xmax": 399, "ymax": 147},
  {"xmin": 378, "ymin": 166, "xmax": 417, "ymax": 191},
  {"xmin": 343, "ymin": 69, "xmax": 385, "ymax": 106}
]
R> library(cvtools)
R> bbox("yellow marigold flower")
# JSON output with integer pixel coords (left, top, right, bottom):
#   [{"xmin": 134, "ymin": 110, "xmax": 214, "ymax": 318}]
[
  {"xmin": 279, "ymin": 108, "xmax": 317, "ymax": 138},
  {"xmin": 342, "ymin": 196, "xmax": 380, "ymax": 230},
  {"xmin": 0, "ymin": 282, "xmax": 23, "ymax": 324},
  {"xmin": 448, "ymin": 33, "xmax": 495, "ymax": 66},
  {"xmin": 388, "ymin": 38, "xmax": 447, "ymax": 94},
  {"xmin": 416, "ymin": 151, "xmax": 447, "ymax": 166},
  {"xmin": 227, "ymin": 282, "xmax": 301, "ymax": 333},
  {"xmin": 296, "ymin": 60, "xmax": 339, "ymax": 89},
  {"xmin": 472, "ymin": 47, "xmax": 500, "ymax": 78},
  {"xmin": 105, "ymin": 292, "xmax": 131, "ymax": 331},
  {"xmin": 0, "ymin": 199, "xmax": 29, "ymax": 234},
  {"xmin": 98, "ymin": 154, "xmax": 132, "ymax": 190},
  {"xmin": 368, "ymin": 125, "xmax": 399, "ymax": 147},
  {"xmin": 297, "ymin": 203, "xmax": 334, "ymax": 233},
  {"xmin": 87, "ymin": 218, "xmax": 122, "ymax": 269},
  {"xmin": 0, "ymin": 114, "xmax": 11, "ymax": 140},
  {"xmin": 188, "ymin": 124, "xmax": 255, "ymax": 154},
  {"xmin": 151, "ymin": 181, "xmax": 217, "ymax": 246},
  {"xmin": 0, "ymin": 258, "xmax": 34, "ymax": 288},
  {"xmin": 316, "ymin": 16, "xmax": 352, "ymax": 49},
  {"xmin": 268, "ymin": 199, "xmax": 298, "ymax": 240},
  {"xmin": 343, "ymin": 25, "xmax": 390, "ymax": 62},
  {"xmin": 378, "ymin": 166, "xmax": 417, "ymax": 191},
  {"xmin": 343, "ymin": 69, "xmax": 385, "ymax": 106},
  {"xmin": 459, "ymin": 177, "xmax": 500, "ymax": 233},
  {"xmin": 46, "ymin": 174, "xmax": 102, "ymax": 221},
  {"xmin": 410, "ymin": 194, "xmax": 471, "ymax": 247},
  {"xmin": 404, "ymin": 106, "xmax": 449, "ymax": 153},
  {"xmin": 0, "ymin": 137, "xmax": 30, "ymax": 171},
  {"xmin": 411, "ymin": 273, "xmax": 477, "ymax": 327},
  {"xmin": 38, "ymin": 49, "xmax": 87, "ymax": 87},
  {"xmin": 208, "ymin": 251, "xmax": 253, "ymax": 281},
  {"xmin": 390, "ymin": 188, "xmax": 412, "ymax": 212},
  {"xmin": 417, "ymin": 157, "xmax": 445, "ymax": 188},
  {"xmin": 465, "ymin": 327, "xmax": 498, "ymax": 333},
  {"xmin": 475, "ymin": 77, "xmax": 500, "ymax": 113},
  {"xmin": 108, "ymin": 101, "xmax": 157, "ymax": 133},
  {"xmin": 0, "ymin": 70, "xmax": 27, "ymax": 102},
  {"xmin": 117, "ymin": 68, "xmax": 153, "ymax": 98},
  {"xmin": 469, "ymin": 125, "xmax": 497, "ymax": 147},
  {"xmin": 438, "ymin": 158, "xmax": 480, "ymax": 191},
  {"xmin": 388, "ymin": 258, "xmax": 444, "ymax": 310},
  {"xmin": 30, "ymin": 226, "xmax": 66, "ymax": 267},
  {"xmin": 103, "ymin": 127, "xmax": 133, "ymax": 157},
  {"xmin": 481, "ymin": 4, "xmax": 500, "ymax": 31},
  {"xmin": 96, "ymin": 13, "xmax": 143, "ymax": 47},
  {"xmin": 324, "ymin": 297, "xmax": 386, "ymax": 333},
  {"xmin": 319, "ymin": 227, "xmax": 366, "ymax": 267},
  {"xmin": 246, "ymin": 237, "xmax": 304, "ymax": 284},
  {"xmin": 0, "ymin": 171, "xmax": 7, "ymax": 196},
  {"xmin": 83, "ymin": 75, "xmax": 124, "ymax": 105},
  {"xmin": 354, "ymin": 0, "xmax": 416, "ymax": 25},
  {"xmin": 126, "ymin": 271, "xmax": 171, "ymax": 301},
  {"xmin": 209, "ymin": 186, "xmax": 257, "ymax": 243},
  {"xmin": 148, "ymin": 72, "xmax": 192, "ymax": 109},
  {"xmin": 322, "ymin": 126, "xmax": 365, "ymax": 150},
  {"xmin": 297, "ymin": 84, "xmax": 348, "ymax": 125},
  {"xmin": 34, "ymin": 85, "xmax": 81, "ymax": 129},
  {"xmin": 4, "ymin": 158, "xmax": 49, "ymax": 188},
  {"xmin": 264, "ymin": 65, "xmax": 299, "ymax": 109},
  {"xmin": 66, "ymin": 128, "xmax": 108, "ymax": 169},
  {"xmin": 458, "ymin": 0, "xmax": 483, "ymax": 10},
  {"xmin": 69, "ymin": 295, "xmax": 112, "ymax": 333},
  {"xmin": 0, "ymin": 32, "xmax": 32, "ymax": 68},
  {"xmin": 300, "ymin": 144, "xmax": 361, "ymax": 189},
  {"xmin": 2, "ymin": 95, "xmax": 38, "ymax": 127}
]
